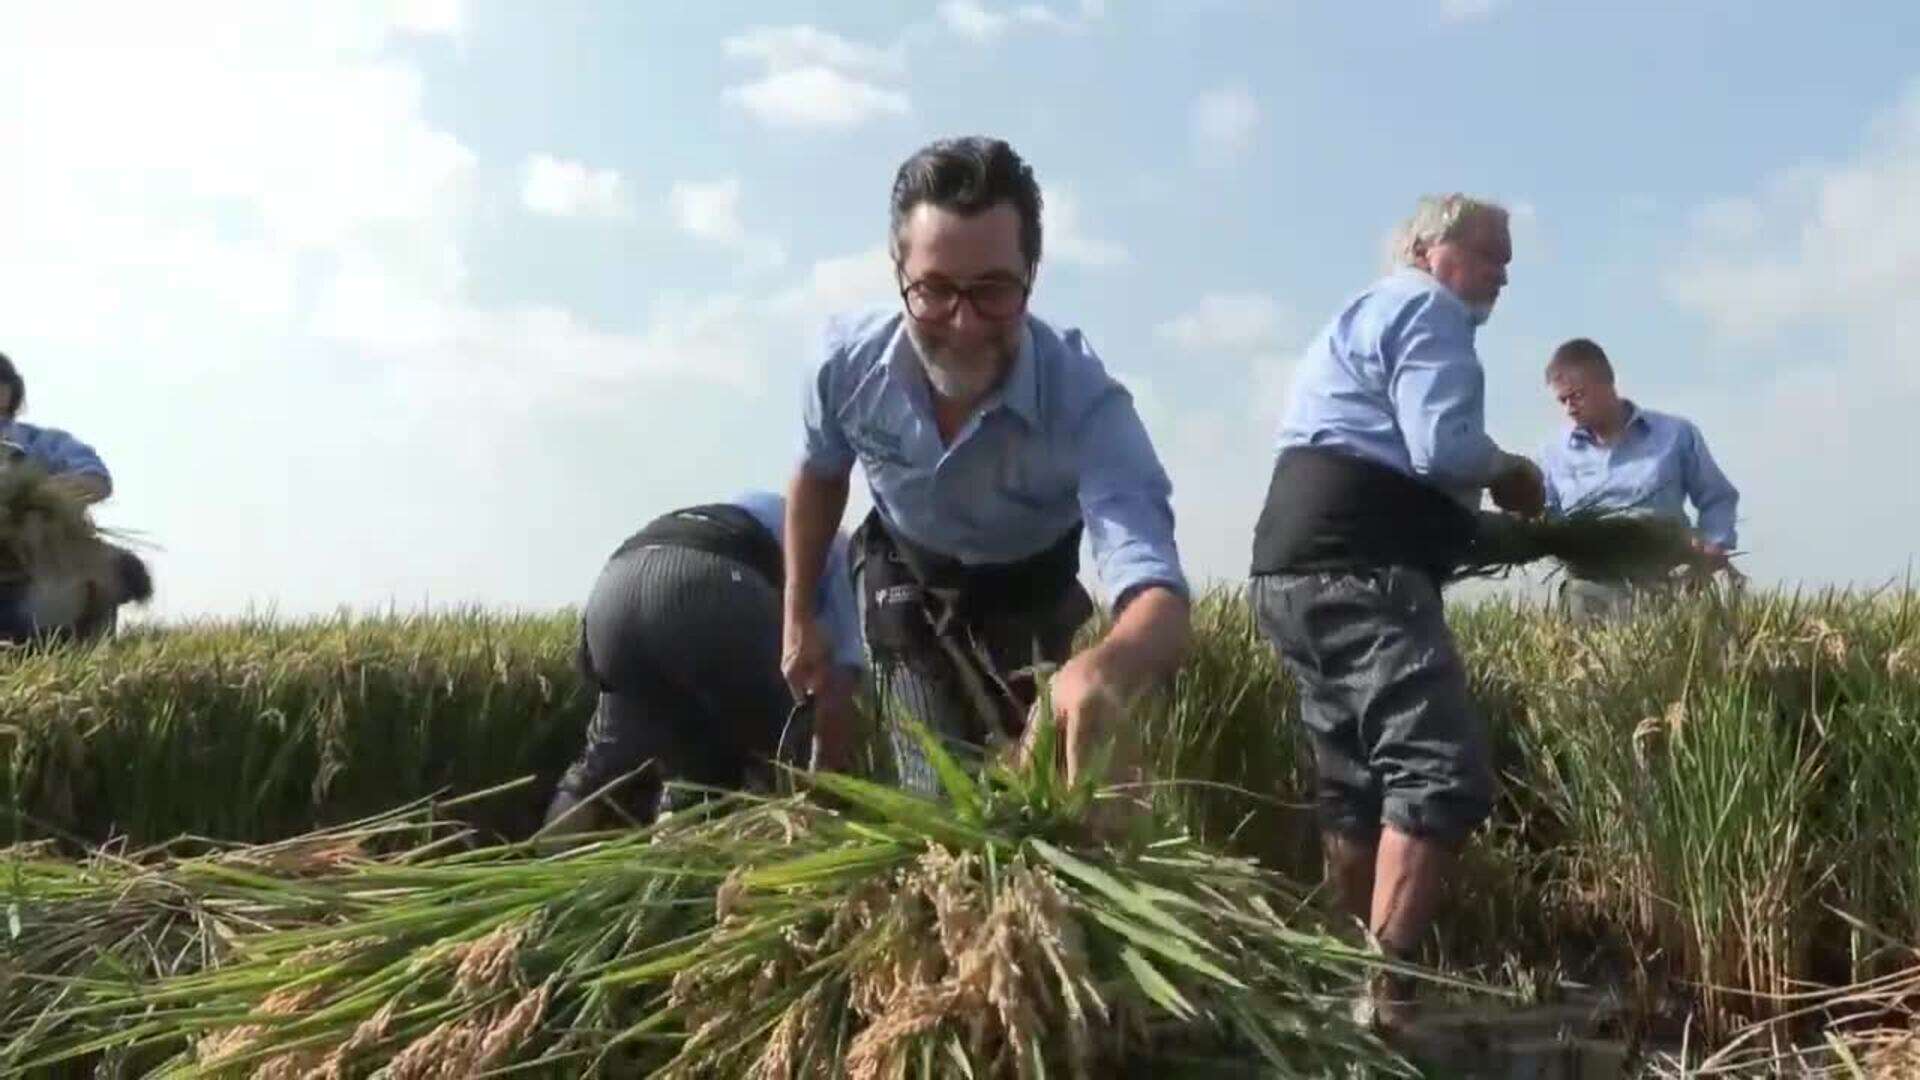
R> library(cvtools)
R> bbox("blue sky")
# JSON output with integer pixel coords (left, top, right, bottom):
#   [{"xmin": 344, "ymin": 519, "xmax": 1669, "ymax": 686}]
[{"xmin": 2, "ymin": 1, "xmax": 1915, "ymax": 618}]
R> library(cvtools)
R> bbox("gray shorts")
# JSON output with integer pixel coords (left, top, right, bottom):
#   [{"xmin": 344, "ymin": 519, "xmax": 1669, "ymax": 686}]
[
  {"xmin": 1559, "ymin": 576, "xmax": 1674, "ymax": 622},
  {"xmin": 1250, "ymin": 567, "xmax": 1493, "ymax": 845}
]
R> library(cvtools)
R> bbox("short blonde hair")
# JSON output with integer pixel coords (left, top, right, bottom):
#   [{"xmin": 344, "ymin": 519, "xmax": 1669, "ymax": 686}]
[{"xmin": 1390, "ymin": 193, "xmax": 1508, "ymax": 270}]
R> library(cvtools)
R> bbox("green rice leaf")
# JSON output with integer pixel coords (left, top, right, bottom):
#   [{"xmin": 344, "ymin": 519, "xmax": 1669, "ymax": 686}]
[{"xmin": 1117, "ymin": 944, "xmax": 1197, "ymax": 1021}]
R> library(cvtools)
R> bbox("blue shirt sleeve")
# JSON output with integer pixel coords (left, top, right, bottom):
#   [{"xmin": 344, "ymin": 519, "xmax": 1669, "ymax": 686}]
[
  {"xmin": 1073, "ymin": 381, "xmax": 1189, "ymax": 612},
  {"xmin": 20, "ymin": 426, "xmax": 112, "ymax": 491},
  {"xmin": 818, "ymin": 532, "xmax": 866, "ymax": 670},
  {"xmin": 801, "ymin": 328, "xmax": 857, "ymax": 476},
  {"xmin": 1387, "ymin": 297, "xmax": 1502, "ymax": 489},
  {"xmin": 1538, "ymin": 442, "xmax": 1565, "ymax": 517},
  {"xmin": 1683, "ymin": 423, "xmax": 1739, "ymax": 549}
]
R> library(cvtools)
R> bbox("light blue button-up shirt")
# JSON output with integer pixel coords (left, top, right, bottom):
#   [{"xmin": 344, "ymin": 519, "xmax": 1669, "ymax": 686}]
[
  {"xmin": 800, "ymin": 310, "xmax": 1187, "ymax": 611},
  {"xmin": 0, "ymin": 420, "xmax": 112, "ymax": 492},
  {"xmin": 1276, "ymin": 269, "xmax": 1503, "ymax": 508},
  {"xmin": 1538, "ymin": 403, "xmax": 1739, "ymax": 550},
  {"xmin": 728, "ymin": 490, "xmax": 866, "ymax": 671}
]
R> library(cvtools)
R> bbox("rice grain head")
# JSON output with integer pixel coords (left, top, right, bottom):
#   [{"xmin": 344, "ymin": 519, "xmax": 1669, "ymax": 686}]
[
  {"xmin": 451, "ymin": 921, "xmax": 527, "ymax": 997},
  {"xmin": 474, "ymin": 982, "xmax": 552, "ymax": 1068}
]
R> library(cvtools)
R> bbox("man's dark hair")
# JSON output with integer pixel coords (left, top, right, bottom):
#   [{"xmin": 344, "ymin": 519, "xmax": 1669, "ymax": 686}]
[
  {"xmin": 889, "ymin": 137, "xmax": 1043, "ymax": 271},
  {"xmin": 0, "ymin": 352, "xmax": 22, "ymax": 419},
  {"xmin": 1545, "ymin": 338, "xmax": 1615, "ymax": 384}
]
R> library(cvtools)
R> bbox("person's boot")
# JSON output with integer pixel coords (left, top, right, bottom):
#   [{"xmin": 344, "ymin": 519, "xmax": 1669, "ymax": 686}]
[{"xmin": 1354, "ymin": 965, "xmax": 1419, "ymax": 1035}]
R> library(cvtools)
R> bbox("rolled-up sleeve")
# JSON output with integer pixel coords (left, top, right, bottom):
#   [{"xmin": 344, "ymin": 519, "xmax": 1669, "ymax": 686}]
[
  {"xmin": 1388, "ymin": 299, "xmax": 1502, "ymax": 489},
  {"xmin": 28, "ymin": 428, "xmax": 112, "ymax": 491},
  {"xmin": 1684, "ymin": 423, "xmax": 1739, "ymax": 549},
  {"xmin": 801, "ymin": 331, "xmax": 856, "ymax": 477},
  {"xmin": 1074, "ymin": 385, "xmax": 1189, "ymax": 612}
]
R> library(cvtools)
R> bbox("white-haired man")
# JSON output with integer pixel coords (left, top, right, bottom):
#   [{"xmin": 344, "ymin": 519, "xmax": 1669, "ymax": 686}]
[{"xmin": 1248, "ymin": 194, "xmax": 1542, "ymax": 1024}]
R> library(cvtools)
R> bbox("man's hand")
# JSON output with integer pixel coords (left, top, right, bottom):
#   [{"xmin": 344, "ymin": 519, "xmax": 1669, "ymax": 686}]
[
  {"xmin": 1689, "ymin": 536, "xmax": 1732, "ymax": 573},
  {"xmin": 781, "ymin": 613, "xmax": 833, "ymax": 701},
  {"xmin": 808, "ymin": 666, "xmax": 860, "ymax": 772},
  {"xmin": 1488, "ymin": 454, "xmax": 1546, "ymax": 517},
  {"xmin": 1021, "ymin": 647, "xmax": 1134, "ymax": 786},
  {"xmin": 1019, "ymin": 645, "xmax": 1152, "ymax": 840}
]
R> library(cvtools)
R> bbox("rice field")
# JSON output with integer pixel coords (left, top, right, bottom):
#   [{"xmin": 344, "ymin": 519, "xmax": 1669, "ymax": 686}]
[{"xmin": 4, "ymin": 586, "xmax": 1920, "ymax": 1074}]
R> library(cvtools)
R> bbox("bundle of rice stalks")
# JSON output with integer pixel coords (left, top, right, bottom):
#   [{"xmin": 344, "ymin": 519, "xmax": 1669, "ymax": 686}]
[
  {"xmin": 1457, "ymin": 509, "xmax": 1709, "ymax": 583},
  {"xmin": 8, "ymin": 724, "xmax": 1423, "ymax": 1078},
  {"xmin": 0, "ymin": 458, "xmax": 106, "ymax": 580},
  {"xmin": 0, "ymin": 800, "xmax": 481, "ymax": 1073}
]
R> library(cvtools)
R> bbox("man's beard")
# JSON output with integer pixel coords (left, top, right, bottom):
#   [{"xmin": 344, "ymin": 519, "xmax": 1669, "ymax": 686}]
[{"xmin": 908, "ymin": 327, "xmax": 1014, "ymax": 405}]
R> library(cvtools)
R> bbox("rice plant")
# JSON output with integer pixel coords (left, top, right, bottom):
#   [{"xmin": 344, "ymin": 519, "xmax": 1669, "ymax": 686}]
[{"xmin": 6, "ymin": 584, "xmax": 1920, "ymax": 1054}]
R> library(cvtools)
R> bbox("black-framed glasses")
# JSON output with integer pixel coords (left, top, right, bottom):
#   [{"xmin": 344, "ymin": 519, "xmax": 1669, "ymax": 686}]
[{"xmin": 899, "ymin": 274, "xmax": 1031, "ymax": 322}]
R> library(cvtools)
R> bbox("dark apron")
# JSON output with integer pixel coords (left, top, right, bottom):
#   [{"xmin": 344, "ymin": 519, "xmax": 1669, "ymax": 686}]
[{"xmin": 851, "ymin": 509, "xmax": 1093, "ymax": 745}]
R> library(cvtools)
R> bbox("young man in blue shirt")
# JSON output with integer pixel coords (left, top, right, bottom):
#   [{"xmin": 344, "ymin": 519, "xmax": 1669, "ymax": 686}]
[
  {"xmin": 779, "ymin": 137, "xmax": 1191, "ymax": 795},
  {"xmin": 1538, "ymin": 337, "xmax": 1740, "ymax": 619}
]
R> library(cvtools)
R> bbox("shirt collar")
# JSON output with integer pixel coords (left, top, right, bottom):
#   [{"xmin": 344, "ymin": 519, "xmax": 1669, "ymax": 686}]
[
  {"xmin": 1397, "ymin": 265, "xmax": 1466, "ymax": 305},
  {"xmin": 885, "ymin": 317, "xmax": 1039, "ymax": 426},
  {"xmin": 1567, "ymin": 399, "xmax": 1646, "ymax": 446}
]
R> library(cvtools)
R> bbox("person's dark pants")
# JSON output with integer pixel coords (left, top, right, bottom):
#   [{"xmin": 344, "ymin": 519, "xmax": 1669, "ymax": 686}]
[
  {"xmin": 853, "ymin": 529, "xmax": 1093, "ymax": 797},
  {"xmin": 1250, "ymin": 567, "xmax": 1493, "ymax": 846},
  {"xmin": 547, "ymin": 544, "xmax": 795, "ymax": 827},
  {"xmin": 0, "ymin": 579, "xmax": 34, "ymax": 645}
]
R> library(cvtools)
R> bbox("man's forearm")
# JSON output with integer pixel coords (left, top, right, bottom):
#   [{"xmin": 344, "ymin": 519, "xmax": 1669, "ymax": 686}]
[
  {"xmin": 783, "ymin": 466, "xmax": 849, "ymax": 621},
  {"xmin": 1088, "ymin": 586, "xmax": 1191, "ymax": 695},
  {"xmin": 1694, "ymin": 497, "xmax": 1739, "ymax": 550}
]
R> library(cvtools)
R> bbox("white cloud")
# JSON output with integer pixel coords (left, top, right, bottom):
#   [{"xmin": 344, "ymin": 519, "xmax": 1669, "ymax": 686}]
[
  {"xmin": 1665, "ymin": 80, "xmax": 1920, "ymax": 585},
  {"xmin": 721, "ymin": 25, "xmax": 908, "ymax": 132},
  {"xmin": 722, "ymin": 24, "xmax": 903, "ymax": 74},
  {"xmin": 520, "ymin": 153, "xmax": 635, "ymax": 220},
  {"xmin": 938, "ymin": 0, "xmax": 1080, "ymax": 41},
  {"xmin": 1440, "ymin": 0, "xmax": 1506, "ymax": 21},
  {"xmin": 670, "ymin": 177, "xmax": 746, "ymax": 246},
  {"xmin": 1046, "ymin": 188, "xmax": 1130, "ymax": 268},
  {"xmin": 723, "ymin": 65, "xmax": 910, "ymax": 132},
  {"xmin": 0, "ymin": 6, "xmax": 801, "ymax": 619},
  {"xmin": 775, "ymin": 246, "xmax": 895, "ymax": 323},
  {"xmin": 1669, "ymin": 83, "xmax": 1920, "ymax": 350},
  {"xmin": 1155, "ymin": 293, "xmax": 1288, "ymax": 352},
  {"xmin": 1191, "ymin": 84, "xmax": 1261, "ymax": 166},
  {"xmin": 390, "ymin": 0, "xmax": 463, "ymax": 37},
  {"xmin": 670, "ymin": 177, "xmax": 787, "ymax": 271}
]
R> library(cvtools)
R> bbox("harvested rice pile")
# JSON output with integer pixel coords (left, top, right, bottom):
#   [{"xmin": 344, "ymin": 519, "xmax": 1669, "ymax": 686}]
[
  {"xmin": 0, "ymin": 459, "xmax": 101, "ymax": 580},
  {"xmin": 1, "ymin": 726, "xmax": 1418, "ymax": 1078}
]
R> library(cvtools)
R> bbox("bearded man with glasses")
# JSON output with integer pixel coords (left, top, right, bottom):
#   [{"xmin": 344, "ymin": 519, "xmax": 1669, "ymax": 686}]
[{"xmin": 778, "ymin": 136, "xmax": 1191, "ymax": 793}]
